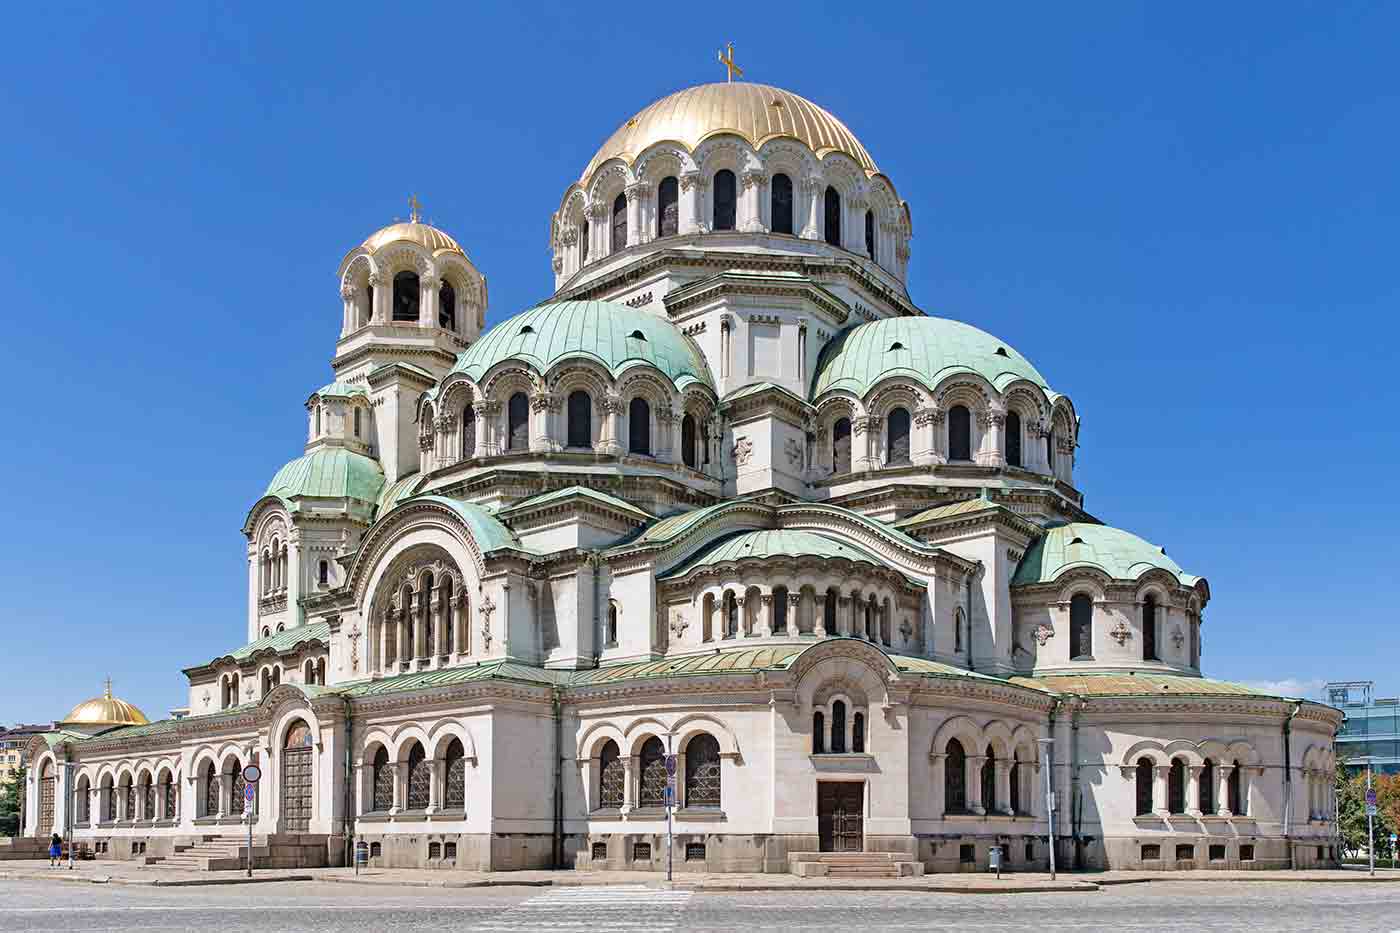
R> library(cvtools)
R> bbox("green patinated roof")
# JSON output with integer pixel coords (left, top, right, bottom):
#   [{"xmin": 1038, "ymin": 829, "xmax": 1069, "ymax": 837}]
[
  {"xmin": 199, "ymin": 622, "xmax": 331, "ymax": 668},
  {"xmin": 265, "ymin": 448, "xmax": 385, "ymax": 505},
  {"xmin": 311, "ymin": 381, "xmax": 366, "ymax": 400},
  {"xmin": 340, "ymin": 660, "xmax": 560, "ymax": 696},
  {"xmin": 893, "ymin": 498, "xmax": 1010, "ymax": 527},
  {"xmin": 388, "ymin": 495, "xmax": 522, "ymax": 553},
  {"xmin": 1012, "ymin": 522, "xmax": 1201, "ymax": 587},
  {"xmin": 661, "ymin": 529, "xmax": 893, "ymax": 579},
  {"xmin": 1011, "ymin": 673, "xmax": 1272, "ymax": 699},
  {"xmin": 812, "ymin": 317, "xmax": 1057, "ymax": 402},
  {"xmin": 721, "ymin": 381, "xmax": 812, "ymax": 408},
  {"xmin": 501, "ymin": 485, "xmax": 653, "ymax": 521},
  {"xmin": 376, "ymin": 472, "xmax": 422, "ymax": 516},
  {"xmin": 448, "ymin": 300, "xmax": 714, "ymax": 390}
]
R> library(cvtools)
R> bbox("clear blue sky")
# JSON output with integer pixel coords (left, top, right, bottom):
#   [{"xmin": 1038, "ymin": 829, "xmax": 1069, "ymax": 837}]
[{"xmin": 1, "ymin": 3, "xmax": 1394, "ymax": 724}]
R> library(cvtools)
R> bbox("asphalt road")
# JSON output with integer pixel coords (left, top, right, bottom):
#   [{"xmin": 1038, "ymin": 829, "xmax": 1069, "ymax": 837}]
[{"xmin": 3, "ymin": 879, "xmax": 1400, "ymax": 932}]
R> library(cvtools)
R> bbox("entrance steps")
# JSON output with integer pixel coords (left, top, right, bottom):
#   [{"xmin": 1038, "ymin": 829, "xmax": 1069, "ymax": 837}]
[
  {"xmin": 147, "ymin": 836, "xmax": 268, "ymax": 871},
  {"xmin": 788, "ymin": 851, "xmax": 925, "ymax": 879}
]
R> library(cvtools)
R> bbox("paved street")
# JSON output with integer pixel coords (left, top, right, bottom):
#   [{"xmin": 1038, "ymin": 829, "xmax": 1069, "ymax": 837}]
[{"xmin": 4, "ymin": 878, "xmax": 1400, "ymax": 932}]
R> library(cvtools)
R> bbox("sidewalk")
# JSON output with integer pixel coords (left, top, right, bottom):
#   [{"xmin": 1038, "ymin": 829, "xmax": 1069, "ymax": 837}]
[{"xmin": 3, "ymin": 860, "xmax": 1398, "ymax": 891}]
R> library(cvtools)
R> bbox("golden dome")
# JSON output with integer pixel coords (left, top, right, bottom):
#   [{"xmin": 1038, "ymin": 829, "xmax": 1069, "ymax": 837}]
[
  {"xmin": 581, "ymin": 82, "xmax": 879, "ymax": 182},
  {"xmin": 361, "ymin": 221, "xmax": 467, "ymax": 258},
  {"xmin": 61, "ymin": 680, "xmax": 149, "ymax": 727}
]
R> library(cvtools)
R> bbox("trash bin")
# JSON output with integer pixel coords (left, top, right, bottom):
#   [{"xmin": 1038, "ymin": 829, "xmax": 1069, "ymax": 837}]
[
  {"xmin": 989, "ymin": 845, "xmax": 1003, "ymax": 877},
  {"xmin": 354, "ymin": 840, "xmax": 369, "ymax": 873}
]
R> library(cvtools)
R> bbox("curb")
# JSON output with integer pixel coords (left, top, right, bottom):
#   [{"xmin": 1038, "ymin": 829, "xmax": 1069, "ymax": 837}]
[
  {"xmin": 0, "ymin": 871, "xmax": 315, "ymax": 887},
  {"xmin": 675, "ymin": 882, "xmax": 1099, "ymax": 894}
]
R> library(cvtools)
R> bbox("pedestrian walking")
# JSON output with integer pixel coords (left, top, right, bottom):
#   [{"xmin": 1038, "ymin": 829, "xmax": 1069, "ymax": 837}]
[{"xmin": 48, "ymin": 833, "xmax": 62, "ymax": 868}]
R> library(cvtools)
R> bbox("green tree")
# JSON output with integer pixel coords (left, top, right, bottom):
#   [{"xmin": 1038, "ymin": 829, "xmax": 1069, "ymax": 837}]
[
  {"xmin": 1336, "ymin": 762, "xmax": 1399, "ymax": 860},
  {"xmin": 0, "ymin": 765, "xmax": 24, "ymax": 837}
]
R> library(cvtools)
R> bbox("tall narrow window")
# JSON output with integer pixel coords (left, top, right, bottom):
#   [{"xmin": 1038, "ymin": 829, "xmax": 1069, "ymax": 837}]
[
  {"xmin": 887, "ymin": 407, "xmax": 911, "ymax": 465},
  {"xmin": 852, "ymin": 712, "xmax": 865, "ymax": 753},
  {"xmin": 824, "ymin": 186, "xmax": 842, "ymax": 246},
  {"xmin": 364, "ymin": 284, "xmax": 374, "ymax": 324},
  {"xmin": 981, "ymin": 746, "xmax": 996, "ymax": 812},
  {"xmin": 598, "ymin": 740, "xmax": 624, "ymax": 809},
  {"xmin": 1200, "ymin": 759, "xmax": 1215, "ymax": 814},
  {"xmin": 772, "ymin": 585, "xmax": 788, "ymax": 633},
  {"xmin": 1135, "ymin": 757, "xmax": 1154, "ymax": 815},
  {"xmin": 681, "ymin": 414, "xmax": 697, "ymax": 469},
  {"xmin": 725, "ymin": 592, "xmax": 738, "ymax": 637},
  {"xmin": 945, "ymin": 739, "xmax": 967, "ymax": 812},
  {"xmin": 611, "ymin": 193, "xmax": 627, "ymax": 252},
  {"xmin": 407, "ymin": 743, "xmax": 430, "ymax": 810},
  {"xmin": 420, "ymin": 571, "xmax": 434, "ymax": 657},
  {"xmin": 1010, "ymin": 760, "xmax": 1022, "ymax": 813},
  {"xmin": 824, "ymin": 589, "xmax": 837, "ymax": 632},
  {"xmin": 864, "ymin": 209, "xmax": 875, "ymax": 260},
  {"xmin": 700, "ymin": 422, "xmax": 710, "ymax": 465},
  {"xmin": 508, "ymin": 392, "xmax": 529, "ymax": 451},
  {"xmin": 1228, "ymin": 760, "xmax": 1244, "ymax": 814},
  {"xmin": 315, "ymin": 405, "xmax": 322, "ymax": 437},
  {"xmin": 581, "ymin": 219, "xmax": 590, "ymax": 263},
  {"xmin": 812, "ymin": 712, "xmax": 825, "ymax": 754},
  {"xmin": 392, "ymin": 271, "xmax": 420, "ymax": 322},
  {"xmin": 948, "ymin": 405, "xmax": 972, "ymax": 460},
  {"xmin": 684, "ymin": 734, "xmax": 721, "ymax": 808},
  {"xmin": 1046, "ymin": 429, "xmax": 1056, "ymax": 472},
  {"xmin": 1070, "ymin": 594, "xmax": 1093, "ymax": 659},
  {"xmin": 442, "ymin": 576, "xmax": 454, "ymax": 653},
  {"xmin": 443, "ymin": 738, "xmax": 466, "ymax": 810},
  {"xmin": 439, "ymin": 281, "xmax": 456, "ymax": 331},
  {"xmin": 832, "ymin": 417, "xmax": 852, "ymax": 473},
  {"xmin": 318, "ymin": 560, "xmax": 329, "ymax": 586},
  {"xmin": 713, "ymin": 170, "xmax": 736, "ymax": 231},
  {"xmin": 567, "ymin": 390, "xmax": 591, "ymax": 448},
  {"xmin": 657, "ymin": 176, "xmax": 679, "ymax": 238},
  {"xmin": 955, "ymin": 606, "xmax": 965, "ymax": 653},
  {"xmin": 1168, "ymin": 758, "xmax": 1186, "ymax": 814},
  {"xmin": 461, "ymin": 405, "xmax": 475, "ymax": 457},
  {"xmin": 353, "ymin": 407, "xmax": 362, "ymax": 439},
  {"xmin": 1006, "ymin": 410, "xmax": 1022, "ymax": 467},
  {"xmin": 201, "ymin": 764, "xmax": 216, "ymax": 819},
  {"xmin": 771, "ymin": 173, "xmax": 793, "ymax": 234},
  {"xmin": 1142, "ymin": 595, "xmax": 1158, "ymax": 661},
  {"xmin": 607, "ymin": 603, "xmax": 618, "ymax": 645},
  {"xmin": 639, "ymin": 737, "xmax": 667, "ymax": 807},
  {"xmin": 628, "ymin": 397, "xmax": 651, "ymax": 455},
  {"xmin": 831, "ymin": 701, "xmax": 847, "ymax": 753}
]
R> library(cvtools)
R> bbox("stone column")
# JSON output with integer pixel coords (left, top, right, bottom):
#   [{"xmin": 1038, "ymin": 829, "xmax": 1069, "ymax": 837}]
[
  {"xmin": 597, "ymin": 395, "xmax": 623, "ymax": 455},
  {"xmin": 995, "ymin": 759, "xmax": 1012, "ymax": 815},
  {"xmin": 801, "ymin": 177, "xmax": 823, "ymax": 240},
  {"xmin": 1187, "ymin": 766, "xmax": 1204, "ymax": 817},
  {"xmin": 431, "ymin": 591, "xmax": 444, "ymax": 657},
  {"xmin": 625, "ymin": 185, "xmax": 644, "ymax": 248},
  {"xmin": 735, "ymin": 594, "xmax": 748, "ymax": 636},
  {"xmin": 967, "ymin": 756, "xmax": 987, "ymax": 815},
  {"xmin": 814, "ymin": 592, "xmax": 828, "ymax": 638},
  {"xmin": 719, "ymin": 315, "xmax": 732, "ymax": 383},
  {"xmin": 681, "ymin": 173, "xmax": 708, "ymax": 234},
  {"xmin": 419, "ymin": 275, "xmax": 438, "ymax": 328},
  {"xmin": 1217, "ymin": 766, "xmax": 1232, "ymax": 816},
  {"xmin": 390, "ymin": 762, "xmax": 405, "ymax": 815},
  {"xmin": 977, "ymin": 410, "xmax": 1005, "ymax": 467},
  {"xmin": 425, "ymin": 760, "xmax": 439, "ymax": 815},
  {"xmin": 740, "ymin": 171, "xmax": 767, "ymax": 232},
  {"xmin": 622, "ymin": 757, "xmax": 636, "ymax": 813},
  {"xmin": 340, "ymin": 283, "xmax": 356, "ymax": 338},
  {"xmin": 369, "ymin": 272, "xmax": 388, "ymax": 324},
  {"xmin": 758, "ymin": 592, "xmax": 773, "ymax": 637},
  {"xmin": 1154, "ymin": 766, "xmax": 1170, "ymax": 816},
  {"xmin": 787, "ymin": 592, "xmax": 801, "ymax": 636},
  {"xmin": 530, "ymin": 392, "xmax": 555, "ymax": 453},
  {"xmin": 836, "ymin": 596, "xmax": 850, "ymax": 637}
]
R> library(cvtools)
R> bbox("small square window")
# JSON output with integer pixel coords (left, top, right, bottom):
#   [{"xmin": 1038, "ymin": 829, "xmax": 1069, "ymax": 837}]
[
  {"xmin": 1140, "ymin": 844, "xmax": 1161, "ymax": 860},
  {"xmin": 685, "ymin": 842, "xmax": 707, "ymax": 862},
  {"xmin": 591, "ymin": 842, "xmax": 608, "ymax": 861},
  {"xmin": 959, "ymin": 843, "xmax": 975, "ymax": 864},
  {"xmin": 1176, "ymin": 844, "xmax": 1194, "ymax": 861},
  {"xmin": 428, "ymin": 842, "xmax": 441, "ymax": 859},
  {"xmin": 1316, "ymin": 845, "xmax": 1325, "ymax": 860},
  {"xmin": 444, "ymin": 842, "xmax": 457, "ymax": 860},
  {"xmin": 632, "ymin": 842, "xmax": 652, "ymax": 861},
  {"xmin": 369, "ymin": 841, "xmax": 382, "ymax": 858},
  {"xmin": 1240, "ymin": 844, "xmax": 1255, "ymax": 861},
  {"xmin": 1024, "ymin": 841, "xmax": 1034, "ymax": 863},
  {"xmin": 1209, "ymin": 844, "xmax": 1226, "ymax": 861}
]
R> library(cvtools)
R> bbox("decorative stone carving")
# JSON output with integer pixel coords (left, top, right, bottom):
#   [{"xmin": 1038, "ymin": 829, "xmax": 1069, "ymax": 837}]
[
  {"xmin": 669, "ymin": 611, "xmax": 688, "ymax": 640},
  {"xmin": 1172, "ymin": 626, "xmax": 1185, "ymax": 649},
  {"xmin": 1033, "ymin": 623, "xmax": 1054, "ymax": 647},
  {"xmin": 347, "ymin": 623, "xmax": 362, "ymax": 673},
  {"xmin": 784, "ymin": 437, "xmax": 803, "ymax": 468},
  {"xmin": 1110, "ymin": 620, "xmax": 1132, "ymax": 646},
  {"xmin": 733, "ymin": 436, "xmax": 753, "ymax": 466}
]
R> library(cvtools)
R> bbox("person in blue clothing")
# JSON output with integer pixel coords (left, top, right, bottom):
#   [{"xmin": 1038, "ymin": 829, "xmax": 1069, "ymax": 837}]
[{"xmin": 48, "ymin": 833, "xmax": 62, "ymax": 867}]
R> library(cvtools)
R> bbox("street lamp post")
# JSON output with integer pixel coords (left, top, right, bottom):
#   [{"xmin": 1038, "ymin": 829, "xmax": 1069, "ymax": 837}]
[
  {"xmin": 1038, "ymin": 737, "xmax": 1056, "ymax": 880},
  {"xmin": 1349, "ymin": 756, "xmax": 1376, "ymax": 877}
]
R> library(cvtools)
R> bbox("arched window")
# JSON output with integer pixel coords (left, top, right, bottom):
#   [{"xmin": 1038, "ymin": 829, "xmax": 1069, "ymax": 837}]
[
  {"xmin": 887, "ymin": 407, "xmax": 910, "ymax": 465},
  {"xmin": 304, "ymin": 659, "xmax": 316, "ymax": 685},
  {"xmin": 507, "ymin": 392, "xmax": 529, "ymax": 451},
  {"xmin": 420, "ymin": 571, "xmax": 435, "ymax": 657},
  {"xmin": 1228, "ymin": 760, "xmax": 1244, "ymax": 814},
  {"xmin": 1135, "ymin": 757, "xmax": 1154, "ymax": 815},
  {"xmin": 945, "ymin": 739, "xmax": 967, "ymax": 812},
  {"xmin": 140, "ymin": 772, "xmax": 154, "ymax": 821},
  {"xmin": 681, "ymin": 413, "xmax": 697, "ymax": 469},
  {"xmin": 442, "ymin": 576, "xmax": 454, "ymax": 653},
  {"xmin": 392, "ymin": 271, "xmax": 420, "ymax": 322},
  {"xmin": 443, "ymin": 738, "xmax": 466, "ymax": 811},
  {"xmin": 864, "ymin": 209, "xmax": 875, "ymax": 260},
  {"xmin": 318, "ymin": 560, "xmax": 329, "ymax": 587},
  {"xmin": 824, "ymin": 186, "xmax": 842, "ymax": 246},
  {"xmin": 832, "ymin": 417, "xmax": 852, "ymax": 474},
  {"xmin": 202, "ymin": 762, "xmax": 217, "ymax": 819},
  {"xmin": 611, "ymin": 193, "xmax": 627, "ymax": 252},
  {"xmin": 606, "ymin": 602, "xmax": 618, "ymax": 645},
  {"xmin": 581, "ymin": 219, "xmax": 590, "ymax": 262},
  {"xmin": 948, "ymin": 405, "xmax": 972, "ymax": 461},
  {"xmin": 229, "ymin": 764, "xmax": 246, "ymax": 816},
  {"xmin": 406, "ymin": 742, "xmax": 430, "ymax": 810},
  {"xmin": 401, "ymin": 583, "xmax": 414, "ymax": 659},
  {"xmin": 865, "ymin": 599, "xmax": 876, "ymax": 640},
  {"xmin": 461, "ymin": 405, "xmax": 475, "ymax": 457},
  {"xmin": 657, "ymin": 176, "xmax": 679, "ymax": 238},
  {"xmin": 1070, "ymin": 594, "xmax": 1093, "ymax": 659},
  {"xmin": 1010, "ymin": 759, "xmax": 1022, "ymax": 813},
  {"xmin": 725, "ymin": 591, "xmax": 738, "ymax": 637},
  {"xmin": 852, "ymin": 712, "xmax": 865, "ymax": 753},
  {"xmin": 1006, "ymin": 410, "xmax": 1022, "ymax": 467},
  {"xmin": 824, "ymin": 589, "xmax": 838, "ymax": 632},
  {"xmin": 76, "ymin": 777, "xmax": 90, "ymax": 823},
  {"xmin": 628, "ymin": 397, "xmax": 651, "ymax": 455},
  {"xmin": 364, "ymin": 283, "xmax": 374, "ymax": 324},
  {"xmin": 315, "ymin": 405, "xmax": 322, "ymax": 437},
  {"xmin": 954, "ymin": 606, "xmax": 965, "ymax": 653},
  {"xmin": 771, "ymin": 173, "xmax": 794, "ymax": 234},
  {"xmin": 1200, "ymin": 759, "xmax": 1215, "ymax": 815},
  {"xmin": 599, "ymin": 740, "xmax": 624, "ymax": 809},
  {"xmin": 1046, "ymin": 429, "xmax": 1056, "ymax": 472},
  {"xmin": 567, "ymin": 390, "xmax": 591, "ymax": 448},
  {"xmin": 981, "ymin": 746, "xmax": 996, "ymax": 813},
  {"xmin": 1142, "ymin": 595, "xmax": 1158, "ymax": 661},
  {"xmin": 713, "ymin": 169, "xmax": 736, "ymax": 231},
  {"xmin": 812, "ymin": 712, "xmax": 825, "ymax": 754},
  {"xmin": 684, "ymin": 734, "xmax": 721, "ymax": 808},
  {"xmin": 439, "ymin": 281, "xmax": 456, "ymax": 331},
  {"xmin": 371, "ymin": 747, "xmax": 393, "ymax": 812},
  {"xmin": 772, "ymin": 585, "xmax": 789, "ymax": 634},
  {"xmin": 1167, "ymin": 758, "xmax": 1186, "ymax": 814},
  {"xmin": 831, "ymin": 701, "xmax": 847, "ymax": 753},
  {"xmin": 639, "ymin": 737, "xmax": 667, "ymax": 808},
  {"xmin": 353, "ymin": 407, "xmax": 362, "ymax": 439}
]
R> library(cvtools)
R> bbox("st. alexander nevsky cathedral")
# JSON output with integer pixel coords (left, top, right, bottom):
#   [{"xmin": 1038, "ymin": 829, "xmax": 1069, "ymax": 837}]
[{"xmin": 21, "ymin": 67, "xmax": 1340, "ymax": 875}]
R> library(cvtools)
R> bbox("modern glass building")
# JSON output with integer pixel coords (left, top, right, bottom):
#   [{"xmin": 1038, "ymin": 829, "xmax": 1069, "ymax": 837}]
[{"xmin": 1326, "ymin": 682, "xmax": 1400, "ymax": 775}]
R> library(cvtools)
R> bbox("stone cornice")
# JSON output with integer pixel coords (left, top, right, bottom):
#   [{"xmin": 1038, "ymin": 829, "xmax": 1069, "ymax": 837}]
[
  {"xmin": 365, "ymin": 360, "xmax": 439, "ymax": 389},
  {"xmin": 662, "ymin": 271, "xmax": 851, "ymax": 325},
  {"xmin": 332, "ymin": 344, "xmax": 455, "ymax": 378},
  {"xmin": 722, "ymin": 385, "xmax": 814, "ymax": 427}
]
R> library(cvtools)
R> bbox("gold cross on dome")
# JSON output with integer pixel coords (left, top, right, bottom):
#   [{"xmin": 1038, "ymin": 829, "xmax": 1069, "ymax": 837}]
[
  {"xmin": 717, "ymin": 42, "xmax": 743, "ymax": 82},
  {"xmin": 408, "ymin": 193, "xmax": 422, "ymax": 223}
]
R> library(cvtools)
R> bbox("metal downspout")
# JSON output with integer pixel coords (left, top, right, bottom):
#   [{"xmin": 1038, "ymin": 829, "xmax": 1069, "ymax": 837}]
[
  {"xmin": 1070, "ymin": 697, "xmax": 1083, "ymax": 869},
  {"xmin": 964, "ymin": 573, "xmax": 976, "ymax": 674},
  {"xmin": 552, "ymin": 688, "xmax": 564, "ymax": 869},
  {"xmin": 343, "ymin": 696, "xmax": 355, "ymax": 868},
  {"xmin": 1046, "ymin": 697, "xmax": 1061, "ymax": 862},
  {"xmin": 1283, "ymin": 700, "xmax": 1301, "ymax": 870}
]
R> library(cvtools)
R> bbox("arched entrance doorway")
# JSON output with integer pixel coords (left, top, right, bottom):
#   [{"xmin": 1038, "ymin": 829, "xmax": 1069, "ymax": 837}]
[
  {"xmin": 280, "ymin": 721, "xmax": 314, "ymax": 832},
  {"xmin": 37, "ymin": 760, "xmax": 54, "ymax": 837}
]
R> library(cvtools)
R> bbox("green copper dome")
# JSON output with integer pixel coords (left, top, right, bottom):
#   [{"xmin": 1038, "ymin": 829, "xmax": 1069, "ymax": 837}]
[
  {"xmin": 1012, "ymin": 522, "xmax": 1201, "ymax": 587},
  {"xmin": 449, "ymin": 300, "xmax": 714, "ymax": 391},
  {"xmin": 265, "ymin": 448, "xmax": 385, "ymax": 505},
  {"xmin": 661, "ymin": 529, "xmax": 893, "ymax": 579},
  {"xmin": 811, "ymin": 317, "xmax": 1056, "ymax": 401}
]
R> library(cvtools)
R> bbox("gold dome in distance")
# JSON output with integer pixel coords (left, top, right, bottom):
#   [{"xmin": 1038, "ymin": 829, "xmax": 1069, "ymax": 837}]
[{"xmin": 61, "ymin": 679, "xmax": 149, "ymax": 727}]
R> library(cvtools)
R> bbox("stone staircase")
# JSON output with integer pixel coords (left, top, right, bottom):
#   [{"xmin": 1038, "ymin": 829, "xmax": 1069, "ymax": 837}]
[
  {"xmin": 148, "ymin": 836, "xmax": 269, "ymax": 872},
  {"xmin": 788, "ymin": 851, "xmax": 924, "ymax": 879}
]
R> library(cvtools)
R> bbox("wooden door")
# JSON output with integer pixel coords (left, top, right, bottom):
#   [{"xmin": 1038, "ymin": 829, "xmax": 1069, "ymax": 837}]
[{"xmin": 817, "ymin": 782, "xmax": 864, "ymax": 852}]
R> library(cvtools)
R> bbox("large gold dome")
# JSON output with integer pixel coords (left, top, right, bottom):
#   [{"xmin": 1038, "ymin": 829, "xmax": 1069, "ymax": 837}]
[
  {"xmin": 360, "ymin": 221, "xmax": 467, "ymax": 258},
  {"xmin": 581, "ymin": 82, "xmax": 879, "ymax": 182},
  {"xmin": 61, "ymin": 680, "xmax": 149, "ymax": 727}
]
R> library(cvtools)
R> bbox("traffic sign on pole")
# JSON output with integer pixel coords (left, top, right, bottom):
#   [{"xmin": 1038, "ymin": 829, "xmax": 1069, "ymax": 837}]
[{"xmin": 1366, "ymin": 789, "xmax": 1378, "ymax": 807}]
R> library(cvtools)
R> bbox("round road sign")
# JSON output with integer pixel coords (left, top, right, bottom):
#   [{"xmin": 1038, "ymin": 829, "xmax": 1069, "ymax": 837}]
[{"xmin": 242, "ymin": 764, "xmax": 262, "ymax": 783}]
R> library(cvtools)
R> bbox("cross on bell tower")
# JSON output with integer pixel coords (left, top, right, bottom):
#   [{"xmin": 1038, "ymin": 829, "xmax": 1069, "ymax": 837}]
[
  {"xmin": 717, "ymin": 42, "xmax": 743, "ymax": 82},
  {"xmin": 408, "ymin": 193, "xmax": 422, "ymax": 223}
]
